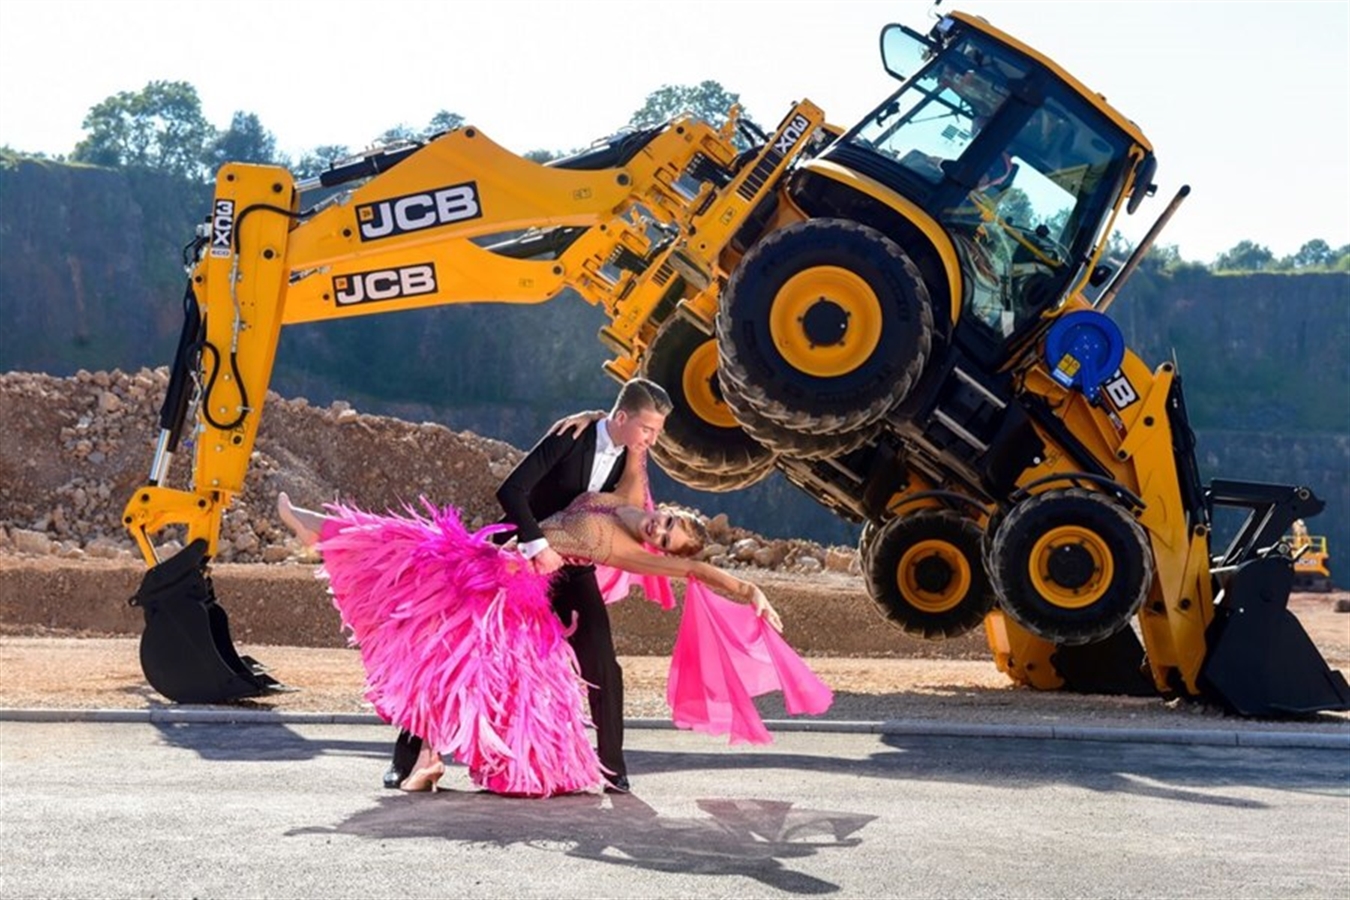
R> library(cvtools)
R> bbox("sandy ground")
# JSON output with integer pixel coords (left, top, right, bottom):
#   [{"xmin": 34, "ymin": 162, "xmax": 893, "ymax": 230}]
[{"xmin": 2, "ymin": 559, "xmax": 1347, "ymax": 734}]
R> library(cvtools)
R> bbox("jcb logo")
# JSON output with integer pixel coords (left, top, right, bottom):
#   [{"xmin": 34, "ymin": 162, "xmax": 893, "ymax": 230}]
[
  {"xmin": 356, "ymin": 183, "xmax": 481, "ymax": 241},
  {"xmin": 773, "ymin": 115, "xmax": 811, "ymax": 155},
  {"xmin": 1103, "ymin": 370, "xmax": 1139, "ymax": 409},
  {"xmin": 333, "ymin": 264, "xmax": 438, "ymax": 306},
  {"xmin": 209, "ymin": 199, "xmax": 235, "ymax": 258}
]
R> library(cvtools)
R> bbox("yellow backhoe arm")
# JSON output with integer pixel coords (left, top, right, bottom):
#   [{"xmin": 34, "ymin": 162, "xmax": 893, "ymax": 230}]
[{"xmin": 123, "ymin": 102, "xmax": 828, "ymax": 563}]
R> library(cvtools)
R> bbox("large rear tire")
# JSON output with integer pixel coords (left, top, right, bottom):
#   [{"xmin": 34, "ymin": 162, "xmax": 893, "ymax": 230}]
[
  {"xmin": 716, "ymin": 219, "xmax": 934, "ymax": 436},
  {"xmin": 864, "ymin": 510, "xmax": 997, "ymax": 640},
  {"xmin": 988, "ymin": 488, "xmax": 1152, "ymax": 646},
  {"xmin": 859, "ymin": 518, "xmax": 880, "ymax": 568},
  {"xmin": 649, "ymin": 441, "xmax": 776, "ymax": 492},
  {"xmin": 719, "ymin": 398, "xmax": 880, "ymax": 461},
  {"xmin": 641, "ymin": 316, "xmax": 775, "ymax": 481}
]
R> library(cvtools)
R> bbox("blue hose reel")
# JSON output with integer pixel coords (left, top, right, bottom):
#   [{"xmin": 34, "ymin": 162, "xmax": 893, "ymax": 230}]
[{"xmin": 1043, "ymin": 310, "xmax": 1125, "ymax": 402}]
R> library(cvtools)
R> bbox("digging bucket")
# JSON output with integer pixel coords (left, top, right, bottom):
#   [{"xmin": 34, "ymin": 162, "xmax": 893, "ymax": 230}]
[{"xmin": 129, "ymin": 539, "xmax": 288, "ymax": 704}]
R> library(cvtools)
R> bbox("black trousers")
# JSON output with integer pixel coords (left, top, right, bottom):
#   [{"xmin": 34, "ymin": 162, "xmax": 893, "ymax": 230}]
[
  {"xmin": 551, "ymin": 564, "xmax": 626, "ymax": 778},
  {"xmin": 389, "ymin": 564, "xmax": 626, "ymax": 779}
]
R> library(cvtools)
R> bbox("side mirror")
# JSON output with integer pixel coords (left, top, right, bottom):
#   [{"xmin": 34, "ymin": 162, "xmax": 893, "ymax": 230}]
[
  {"xmin": 1088, "ymin": 264, "xmax": 1115, "ymax": 287},
  {"xmin": 880, "ymin": 23, "xmax": 937, "ymax": 81},
  {"xmin": 1126, "ymin": 155, "xmax": 1158, "ymax": 214}
]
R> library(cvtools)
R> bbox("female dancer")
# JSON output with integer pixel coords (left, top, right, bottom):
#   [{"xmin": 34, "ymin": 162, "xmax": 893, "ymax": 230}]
[{"xmin": 278, "ymin": 449, "xmax": 830, "ymax": 797}]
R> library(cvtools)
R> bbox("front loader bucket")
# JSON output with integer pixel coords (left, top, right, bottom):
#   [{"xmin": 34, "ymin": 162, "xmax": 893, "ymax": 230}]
[
  {"xmin": 1199, "ymin": 556, "xmax": 1350, "ymax": 717},
  {"xmin": 129, "ymin": 539, "xmax": 288, "ymax": 704}
]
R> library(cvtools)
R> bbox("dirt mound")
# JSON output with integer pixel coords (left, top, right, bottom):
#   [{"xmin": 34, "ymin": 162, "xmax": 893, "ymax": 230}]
[{"xmin": 0, "ymin": 369, "xmax": 859, "ymax": 574}]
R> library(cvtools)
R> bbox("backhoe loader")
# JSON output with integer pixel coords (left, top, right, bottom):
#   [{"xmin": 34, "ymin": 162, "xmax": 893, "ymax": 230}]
[
  {"xmin": 122, "ymin": 9, "xmax": 1348, "ymax": 716},
  {"xmin": 1289, "ymin": 521, "xmax": 1335, "ymax": 593}
]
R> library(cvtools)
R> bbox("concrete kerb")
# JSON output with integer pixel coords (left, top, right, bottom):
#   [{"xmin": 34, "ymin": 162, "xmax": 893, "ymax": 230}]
[{"xmin": 1, "ymin": 707, "xmax": 1346, "ymax": 750}]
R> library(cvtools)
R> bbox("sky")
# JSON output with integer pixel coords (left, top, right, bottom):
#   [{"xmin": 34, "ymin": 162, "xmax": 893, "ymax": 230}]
[{"xmin": 1, "ymin": 0, "xmax": 1347, "ymax": 264}]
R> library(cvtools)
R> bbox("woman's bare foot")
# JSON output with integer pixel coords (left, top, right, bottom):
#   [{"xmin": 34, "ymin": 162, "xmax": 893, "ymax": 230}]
[{"xmin": 277, "ymin": 492, "xmax": 324, "ymax": 546}]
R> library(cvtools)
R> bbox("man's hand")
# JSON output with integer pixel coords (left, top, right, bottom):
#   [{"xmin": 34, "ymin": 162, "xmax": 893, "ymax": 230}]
[
  {"xmin": 530, "ymin": 546, "xmax": 566, "ymax": 575},
  {"xmin": 547, "ymin": 410, "xmax": 606, "ymax": 439}
]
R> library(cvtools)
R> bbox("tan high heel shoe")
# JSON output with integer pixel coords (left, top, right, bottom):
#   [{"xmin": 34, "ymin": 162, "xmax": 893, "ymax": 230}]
[
  {"xmin": 400, "ymin": 760, "xmax": 446, "ymax": 793},
  {"xmin": 276, "ymin": 492, "xmax": 323, "ymax": 547}
]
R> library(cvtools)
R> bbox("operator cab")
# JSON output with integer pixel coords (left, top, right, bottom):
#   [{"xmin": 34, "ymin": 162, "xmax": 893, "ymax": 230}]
[{"xmin": 820, "ymin": 15, "xmax": 1138, "ymax": 362}]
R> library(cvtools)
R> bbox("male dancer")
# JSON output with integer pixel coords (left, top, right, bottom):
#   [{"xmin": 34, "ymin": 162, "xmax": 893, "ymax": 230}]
[{"xmin": 384, "ymin": 377, "xmax": 671, "ymax": 792}]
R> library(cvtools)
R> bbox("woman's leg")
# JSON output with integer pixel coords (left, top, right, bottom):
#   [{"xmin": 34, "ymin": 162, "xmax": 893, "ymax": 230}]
[{"xmin": 277, "ymin": 492, "xmax": 328, "ymax": 546}]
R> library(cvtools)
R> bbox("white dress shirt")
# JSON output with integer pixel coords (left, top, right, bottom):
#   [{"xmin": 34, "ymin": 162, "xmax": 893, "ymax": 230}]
[
  {"xmin": 519, "ymin": 418, "xmax": 623, "ymax": 560},
  {"xmin": 588, "ymin": 418, "xmax": 625, "ymax": 493}
]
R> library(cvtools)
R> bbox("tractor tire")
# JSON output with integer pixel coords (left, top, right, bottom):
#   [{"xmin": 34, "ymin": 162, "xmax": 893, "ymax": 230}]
[
  {"xmin": 716, "ymin": 218, "xmax": 934, "ymax": 436},
  {"xmin": 650, "ymin": 440, "xmax": 776, "ymax": 492},
  {"xmin": 859, "ymin": 518, "xmax": 880, "ymax": 568},
  {"xmin": 641, "ymin": 316, "xmax": 775, "ymax": 477},
  {"xmin": 988, "ymin": 488, "xmax": 1153, "ymax": 646},
  {"xmin": 864, "ymin": 509, "xmax": 997, "ymax": 640},
  {"xmin": 717, "ymin": 390, "xmax": 880, "ymax": 460}
]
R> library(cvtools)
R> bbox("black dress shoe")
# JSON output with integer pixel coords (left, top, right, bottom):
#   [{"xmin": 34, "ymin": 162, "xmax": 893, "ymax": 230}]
[
  {"xmin": 383, "ymin": 764, "xmax": 409, "ymax": 790},
  {"xmin": 604, "ymin": 775, "xmax": 631, "ymax": 794}
]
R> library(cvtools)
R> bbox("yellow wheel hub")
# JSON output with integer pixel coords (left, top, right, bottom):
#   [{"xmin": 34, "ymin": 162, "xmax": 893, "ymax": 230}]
[
  {"xmin": 896, "ymin": 539, "xmax": 971, "ymax": 613},
  {"xmin": 1030, "ymin": 525, "xmax": 1113, "ymax": 609},
  {"xmin": 769, "ymin": 266, "xmax": 882, "ymax": 378},
  {"xmin": 681, "ymin": 339, "xmax": 738, "ymax": 429}
]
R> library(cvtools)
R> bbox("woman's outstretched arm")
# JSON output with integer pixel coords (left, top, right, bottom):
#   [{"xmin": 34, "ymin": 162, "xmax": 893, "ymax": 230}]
[{"xmin": 602, "ymin": 544, "xmax": 782, "ymax": 632}]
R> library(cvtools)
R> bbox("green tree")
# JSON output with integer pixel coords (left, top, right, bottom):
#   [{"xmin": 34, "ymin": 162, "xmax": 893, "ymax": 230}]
[
  {"xmin": 209, "ymin": 111, "xmax": 280, "ymax": 170},
  {"xmin": 1214, "ymin": 239, "xmax": 1274, "ymax": 272},
  {"xmin": 426, "ymin": 110, "xmax": 465, "ymax": 137},
  {"xmin": 629, "ymin": 80, "xmax": 745, "ymax": 130},
  {"xmin": 1332, "ymin": 244, "xmax": 1350, "ymax": 272},
  {"xmin": 1140, "ymin": 242, "xmax": 1178, "ymax": 271},
  {"xmin": 71, "ymin": 80, "xmax": 215, "ymax": 179},
  {"xmin": 998, "ymin": 188, "xmax": 1034, "ymax": 230},
  {"xmin": 376, "ymin": 124, "xmax": 419, "ymax": 145},
  {"xmin": 1291, "ymin": 238, "xmax": 1333, "ymax": 269},
  {"xmin": 1106, "ymin": 229, "xmax": 1135, "ymax": 262},
  {"xmin": 376, "ymin": 110, "xmax": 468, "ymax": 146},
  {"xmin": 293, "ymin": 144, "xmax": 351, "ymax": 180}
]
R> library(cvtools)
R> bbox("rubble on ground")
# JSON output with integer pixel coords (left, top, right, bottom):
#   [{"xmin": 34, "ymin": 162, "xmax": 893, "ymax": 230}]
[{"xmin": 0, "ymin": 369, "xmax": 861, "ymax": 575}]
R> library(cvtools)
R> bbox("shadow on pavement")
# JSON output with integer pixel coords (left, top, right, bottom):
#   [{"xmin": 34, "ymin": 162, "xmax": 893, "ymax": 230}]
[
  {"xmin": 288, "ymin": 791, "xmax": 874, "ymax": 895},
  {"xmin": 626, "ymin": 740, "xmax": 1343, "ymax": 809},
  {"xmin": 151, "ymin": 720, "xmax": 391, "ymax": 763}
]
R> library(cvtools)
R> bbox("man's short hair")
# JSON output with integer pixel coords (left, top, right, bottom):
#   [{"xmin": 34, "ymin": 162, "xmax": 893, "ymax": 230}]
[{"xmin": 613, "ymin": 377, "xmax": 672, "ymax": 418}]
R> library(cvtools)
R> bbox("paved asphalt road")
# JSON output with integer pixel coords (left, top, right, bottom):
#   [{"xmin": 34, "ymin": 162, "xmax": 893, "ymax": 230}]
[{"xmin": 1, "ymin": 719, "xmax": 1347, "ymax": 899}]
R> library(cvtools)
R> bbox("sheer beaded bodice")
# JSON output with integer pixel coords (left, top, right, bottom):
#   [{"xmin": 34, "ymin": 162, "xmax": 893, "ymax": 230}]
[{"xmin": 539, "ymin": 492, "xmax": 629, "ymax": 566}]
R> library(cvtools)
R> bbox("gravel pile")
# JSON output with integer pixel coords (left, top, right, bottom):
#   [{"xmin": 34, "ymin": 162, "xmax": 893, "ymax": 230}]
[{"xmin": 0, "ymin": 369, "xmax": 860, "ymax": 574}]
